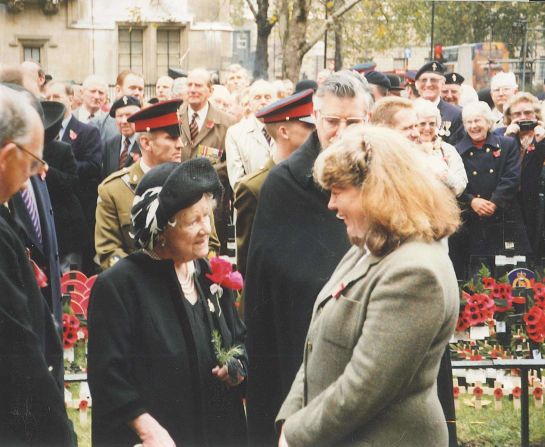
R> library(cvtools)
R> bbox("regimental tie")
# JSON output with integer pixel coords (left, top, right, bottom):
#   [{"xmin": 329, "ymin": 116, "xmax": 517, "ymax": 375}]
[
  {"xmin": 190, "ymin": 112, "xmax": 199, "ymax": 141},
  {"xmin": 21, "ymin": 187, "xmax": 42, "ymax": 244},
  {"xmin": 119, "ymin": 137, "xmax": 130, "ymax": 168},
  {"xmin": 262, "ymin": 128, "xmax": 272, "ymax": 146}
]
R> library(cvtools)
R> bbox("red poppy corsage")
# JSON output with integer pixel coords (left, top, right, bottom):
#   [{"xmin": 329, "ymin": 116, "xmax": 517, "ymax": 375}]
[
  {"xmin": 332, "ymin": 282, "xmax": 346, "ymax": 299},
  {"xmin": 206, "ymin": 120, "xmax": 215, "ymax": 129},
  {"xmin": 492, "ymin": 148, "xmax": 501, "ymax": 158}
]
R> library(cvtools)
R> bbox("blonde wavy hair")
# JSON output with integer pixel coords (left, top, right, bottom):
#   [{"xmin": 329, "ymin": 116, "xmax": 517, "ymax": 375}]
[{"xmin": 314, "ymin": 125, "xmax": 461, "ymax": 256}]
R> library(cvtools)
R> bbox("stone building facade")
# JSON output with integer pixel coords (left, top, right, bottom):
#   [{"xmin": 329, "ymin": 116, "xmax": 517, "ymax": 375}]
[{"xmin": 0, "ymin": 0, "xmax": 237, "ymax": 84}]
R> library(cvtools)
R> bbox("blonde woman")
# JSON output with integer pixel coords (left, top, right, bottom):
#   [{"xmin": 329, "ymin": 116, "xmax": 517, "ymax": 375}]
[
  {"xmin": 414, "ymin": 98, "xmax": 468, "ymax": 196},
  {"xmin": 277, "ymin": 125, "xmax": 460, "ymax": 447}
]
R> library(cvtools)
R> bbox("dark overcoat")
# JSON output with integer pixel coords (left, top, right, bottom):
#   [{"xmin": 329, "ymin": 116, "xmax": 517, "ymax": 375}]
[
  {"xmin": 0, "ymin": 207, "xmax": 74, "ymax": 446},
  {"xmin": 450, "ymin": 131, "xmax": 529, "ymax": 277},
  {"xmin": 244, "ymin": 131, "xmax": 350, "ymax": 446},
  {"xmin": 101, "ymin": 135, "xmax": 141, "ymax": 179},
  {"xmin": 43, "ymin": 139, "xmax": 89, "ymax": 257},
  {"xmin": 88, "ymin": 253, "xmax": 247, "ymax": 447}
]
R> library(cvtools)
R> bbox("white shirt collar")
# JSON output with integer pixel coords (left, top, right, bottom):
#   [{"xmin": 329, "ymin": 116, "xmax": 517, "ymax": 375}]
[
  {"xmin": 188, "ymin": 102, "xmax": 209, "ymax": 131},
  {"xmin": 140, "ymin": 159, "xmax": 151, "ymax": 174}
]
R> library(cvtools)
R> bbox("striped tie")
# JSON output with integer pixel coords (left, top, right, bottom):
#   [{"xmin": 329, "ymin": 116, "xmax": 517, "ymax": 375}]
[
  {"xmin": 262, "ymin": 128, "xmax": 272, "ymax": 145},
  {"xmin": 119, "ymin": 137, "xmax": 130, "ymax": 168},
  {"xmin": 189, "ymin": 112, "xmax": 199, "ymax": 141},
  {"xmin": 21, "ymin": 188, "xmax": 42, "ymax": 244}
]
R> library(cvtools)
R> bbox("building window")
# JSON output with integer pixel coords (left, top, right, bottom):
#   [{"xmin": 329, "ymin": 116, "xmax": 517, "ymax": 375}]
[
  {"xmin": 236, "ymin": 34, "xmax": 248, "ymax": 50},
  {"xmin": 157, "ymin": 29, "xmax": 181, "ymax": 76},
  {"xmin": 24, "ymin": 46, "xmax": 41, "ymax": 63},
  {"xmin": 118, "ymin": 28, "xmax": 144, "ymax": 74}
]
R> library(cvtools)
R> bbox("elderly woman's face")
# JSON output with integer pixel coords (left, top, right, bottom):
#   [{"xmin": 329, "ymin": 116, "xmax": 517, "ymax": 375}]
[
  {"xmin": 162, "ymin": 196, "xmax": 212, "ymax": 262},
  {"xmin": 328, "ymin": 185, "xmax": 365, "ymax": 243},
  {"xmin": 417, "ymin": 115, "xmax": 437, "ymax": 143},
  {"xmin": 464, "ymin": 115, "xmax": 489, "ymax": 142}
]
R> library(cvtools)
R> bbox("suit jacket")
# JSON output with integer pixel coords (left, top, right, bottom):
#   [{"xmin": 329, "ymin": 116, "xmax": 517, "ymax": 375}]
[
  {"xmin": 277, "ymin": 242, "xmax": 459, "ymax": 447},
  {"xmin": 90, "ymin": 113, "xmax": 119, "ymax": 143},
  {"xmin": 43, "ymin": 139, "xmax": 89, "ymax": 256},
  {"xmin": 0, "ymin": 207, "xmax": 75, "ymax": 446},
  {"xmin": 61, "ymin": 115, "xmax": 103, "ymax": 231},
  {"xmin": 438, "ymin": 99, "xmax": 464, "ymax": 146},
  {"xmin": 179, "ymin": 102, "xmax": 237, "ymax": 253},
  {"xmin": 9, "ymin": 176, "xmax": 62, "ymax": 326},
  {"xmin": 244, "ymin": 131, "xmax": 351, "ymax": 445},
  {"xmin": 95, "ymin": 161, "xmax": 221, "ymax": 270},
  {"xmin": 226, "ymin": 115, "xmax": 275, "ymax": 188},
  {"xmin": 102, "ymin": 134, "xmax": 141, "ymax": 179}
]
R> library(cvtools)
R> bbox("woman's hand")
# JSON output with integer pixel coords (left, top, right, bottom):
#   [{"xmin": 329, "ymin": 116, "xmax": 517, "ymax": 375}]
[
  {"xmin": 504, "ymin": 122, "xmax": 520, "ymax": 137},
  {"xmin": 212, "ymin": 364, "xmax": 245, "ymax": 387},
  {"xmin": 534, "ymin": 121, "xmax": 545, "ymax": 143},
  {"xmin": 129, "ymin": 413, "xmax": 175, "ymax": 447},
  {"xmin": 471, "ymin": 197, "xmax": 496, "ymax": 217}
]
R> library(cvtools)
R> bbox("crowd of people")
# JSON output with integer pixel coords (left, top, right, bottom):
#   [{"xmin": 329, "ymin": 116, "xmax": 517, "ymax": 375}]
[{"xmin": 1, "ymin": 56, "xmax": 545, "ymax": 447}]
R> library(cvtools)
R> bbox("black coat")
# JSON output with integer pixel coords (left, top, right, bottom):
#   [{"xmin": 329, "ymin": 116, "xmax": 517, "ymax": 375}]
[
  {"xmin": 0, "ymin": 207, "xmax": 74, "ymax": 446},
  {"xmin": 438, "ymin": 99, "xmax": 464, "ymax": 146},
  {"xmin": 88, "ymin": 253, "xmax": 247, "ymax": 447},
  {"xmin": 450, "ymin": 131, "xmax": 529, "ymax": 277},
  {"xmin": 43, "ymin": 139, "xmax": 89, "ymax": 256},
  {"xmin": 8, "ymin": 176, "xmax": 63, "ymax": 326},
  {"xmin": 101, "ymin": 135, "xmax": 141, "ymax": 179},
  {"xmin": 494, "ymin": 127, "xmax": 545, "ymax": 246},
  {"xmin": 244, "ymin": 131, "xmax": 350, "ymax": 446}
]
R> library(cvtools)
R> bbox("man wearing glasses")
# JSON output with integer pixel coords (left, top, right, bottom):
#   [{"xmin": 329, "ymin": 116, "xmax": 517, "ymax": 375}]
[
  {"xmin": 415, "ymin": 61, "xmax": 464, "ymax": 146},
  {"xmin": 0, "ymin": 85, "xmax": 75, "ymax": 445},
  {"xmin": 245, "ymin": 70, "xmax": 372, "ymax": 446}
]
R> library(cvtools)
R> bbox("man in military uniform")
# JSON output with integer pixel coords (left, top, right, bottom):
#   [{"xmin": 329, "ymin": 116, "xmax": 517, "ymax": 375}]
[
  {"xmin": 415, "ymin": 61, "xmax": 463, "ymax": 145},
  {"xmin": 233, "ymin": 88, "xmax": 315, "ymax": 279},
  {"xmin": 95, "ymin": 99, "xmax": 220, "ymax": 270},
  {"xmin": 178, "ymin": 68, "xmax": 236, "ymax": 253}
]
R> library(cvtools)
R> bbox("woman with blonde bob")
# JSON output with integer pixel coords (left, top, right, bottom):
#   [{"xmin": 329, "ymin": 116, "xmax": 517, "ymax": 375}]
[{"xmin": 276, "ymin": 125, "xmax": 461, "ymax": 447}]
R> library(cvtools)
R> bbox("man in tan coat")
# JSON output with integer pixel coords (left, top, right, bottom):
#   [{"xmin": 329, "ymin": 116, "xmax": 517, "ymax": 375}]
[
  {"xmin": 95, "ymin": 99, "xmax": 220, "ymax": 270},
  {"xmin": 178, "ymin": 68, "xmax": 237, "ymax": 253}
]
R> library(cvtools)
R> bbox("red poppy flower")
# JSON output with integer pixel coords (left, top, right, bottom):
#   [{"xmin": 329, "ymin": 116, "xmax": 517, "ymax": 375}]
[
  {"xmin": 513, "ymin": 295, "xmax": 526, "ymax": 305},
  {"xmin": 533, "ymin": 387, "xmax": 543, "ymax": 399},
  {"xmin": 470, "ymin": 353, "xmax": 484, "ymax": 361},
  {"xmin": 453, "ymin": 386, "xmax": 460, "ymax": 398},
  {"xmin": 206, "ymin": 120, "xmax": 215, "ymax": 129},
  {"xmin": 222, "ymin": 271, "xmax": 243, "ymax": 291},
  {"xmin": 482, "ymin": 277, "xmax": 495, "ymax": 289},
  {"xmin": 512, "ymin": 386, "xmax": 522, "ymax": 398},
  {"xmin": 30, "ymin": 258, "xmax": 49, "ymax": 288},
  {"xmin": 492, "ymin": 149, "xmax": 501, "ymax": 158},
  {"xmin": 206, "ymin": 256, "xmax": 244, "ymax": 290},
  {"xmin": 473, "ymin": 387, "xmax": 484, "ymax": 398},
  {"xmin": 533, "ymin": 283, "xmax": 545, "ymax": 295},
  {"xmin": 494, "ymin": 388, "xmax": 503, "ymax": 399},
  {"xmin": 79, "ymin": 400, "xmax": 88, "ymax": 410},
  {"xmin": 534, "ymin": 293, "xmax": 545, "ymax": 309}
]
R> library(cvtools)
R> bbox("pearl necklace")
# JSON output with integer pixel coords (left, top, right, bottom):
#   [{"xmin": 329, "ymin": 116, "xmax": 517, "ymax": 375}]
[{"xmin": 176, "ymin": 261, "xmax": 197, "ymax": 304}]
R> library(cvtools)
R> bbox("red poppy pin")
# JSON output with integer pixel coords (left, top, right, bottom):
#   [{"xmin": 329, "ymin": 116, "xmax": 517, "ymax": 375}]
[
  {"xmin": 27, "ymin": 249, "xmax": 48, "ymax": 288},
  {"xmin": 512, "ymin": 386, "xmax": 522, "ymax": 398},
  {"xmin": 332, "ymin": 282, "xmax": 346, "ymax": 299},
  {"xmin": 69, "ymin": 129, "xmax": 78, "ymax": 140},
  {"xmin": 492, "ymin": 148, "xmax": 501, "ymax": 158},
  {"xmin": 527, "ymin": 144, "xmax": 536, "ymax": 153},
  {"xmin": 206, "ymin": 120, "xmax": 215, "ymax": 129},
  {"xmin": 473, "ymin": 386, "xmax": 484, "ymax": 398},
  {"xmin": 494, "ymin": 387, "xmax": 503, "ymax": 400}
]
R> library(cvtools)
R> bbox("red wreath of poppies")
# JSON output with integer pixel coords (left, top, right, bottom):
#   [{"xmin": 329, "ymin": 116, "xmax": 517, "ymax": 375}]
[{"xmin": 523, "ymin": 305, "xmax": 545, "ymax": 343}]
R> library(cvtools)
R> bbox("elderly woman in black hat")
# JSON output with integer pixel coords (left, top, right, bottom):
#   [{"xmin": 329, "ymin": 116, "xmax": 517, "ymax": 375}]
[{"xmin": 88, "ymin": 158, "xmax": 247, "ymax": 447}]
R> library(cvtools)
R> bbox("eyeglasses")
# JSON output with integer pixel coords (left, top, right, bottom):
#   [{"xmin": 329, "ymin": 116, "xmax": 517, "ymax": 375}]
[
  {"xmin": 11, "ymin": 141, "xmax": 48, "ymax": 175},
  {"xmin": 320, "ymin": 115, "xmax": 366, "ymax": 128},
  {"xmin": 418, "ymin": 77, "xmax": 442, "ymax": 85}
]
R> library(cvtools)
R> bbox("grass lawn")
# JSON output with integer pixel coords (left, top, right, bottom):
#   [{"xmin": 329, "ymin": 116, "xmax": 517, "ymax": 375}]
[{"xmin": 456, "ymin": 398, "xmax": 545, "ymax": 446}]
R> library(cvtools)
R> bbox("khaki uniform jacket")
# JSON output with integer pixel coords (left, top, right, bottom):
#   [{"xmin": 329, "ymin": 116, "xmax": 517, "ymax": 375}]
[
  {"xmin": 233, "ymin": 157, "xmax": 275, "ymax": 277},
  {"xmin": 95, "ymin": 161, "xmax": 220, "ymax": 270},
  {"xmin": 277, "ymin": 241, "xmax": 459, "ymax": 447}
]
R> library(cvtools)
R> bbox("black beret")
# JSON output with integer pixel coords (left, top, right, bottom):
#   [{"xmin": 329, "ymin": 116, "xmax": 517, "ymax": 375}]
[
  {"xmin": 445, "ymin": 72, "xmax": 464, "ymax": 85},
  {"xmin": 364, "ymin": 71, "xmax": 391, "ymax": 90},
  {"xmin": 415, "ymin": 61, "xmax": 446, "ymax": 80},
  {"xmin": 295, "ymin": 79, "xmax": 318, "ymax": 93},
  {"xmin": 134, "ymin": 162, "xmax": 180, "ymax": 197},
  {"xmin": 41, "ymin": 101, "xmax": 65, "ymax": 144},
  {"xmin": 385, "ymin": 73, "xmax": 403, "ymax": 90},
  {"xmin": 109, "ymin": 95, "xmax": 141, "ymax": 117},
  {"xmin": 156, "ymin": 158, "xmax": 223, "ymax": 229}
]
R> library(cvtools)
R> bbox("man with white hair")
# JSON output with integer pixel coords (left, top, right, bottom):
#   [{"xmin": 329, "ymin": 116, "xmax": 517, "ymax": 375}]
[
  {"xmin": 155, "ymin": 75, "xmax": 173, "ymax": 101},
  {"xmin": 77, "ymin": 74, "xmax": 108, "ymax": 123},
  {"xmin": 0, "ymin": 85, "xmax": 75, "ymax": 445},
  {"xmin": 490, "ymin": 71, "xmax": 518, "ymax": 129},
  {"xmin": 225, "ymin": 79, "xmax": 276, "ymax": 188}
]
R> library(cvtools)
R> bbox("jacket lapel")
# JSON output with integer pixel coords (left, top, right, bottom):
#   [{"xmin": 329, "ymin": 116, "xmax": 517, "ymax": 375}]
[{"xmin": 192, "ymin": 105, "xmax": 216, "ymax": 148}]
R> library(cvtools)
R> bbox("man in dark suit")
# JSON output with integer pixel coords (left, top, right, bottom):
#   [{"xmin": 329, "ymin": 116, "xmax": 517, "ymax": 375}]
[
  {"xmin": 102, "ymin": 95, "xmax": 141, "ymax": 178},
  {"xmin": 244, "ymin": 71, "xmax": 371, "ymax": 446},
  {"xmin": 46, "ymin": 80, "xmax": 103, "ymax": 274},
  {"xmin": 0, "ymin": 84, "xmax": 75, "ymax": 446},
  {"xmin": 415, "ymin": 61, "xmax": 464, "ymax": 146}
]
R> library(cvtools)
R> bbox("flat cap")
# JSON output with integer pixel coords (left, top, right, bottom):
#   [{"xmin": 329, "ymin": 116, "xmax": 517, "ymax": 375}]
[
  {"xmin": 445, "ymin": 72, "xmax": 464, "ymax": 85},
  {"xmin": 415, "ymin": 61, "xmax": 446, "ymax": 80},
  {"xmin": 128, "ymin": 98, "xmax": 183, "ymax": 137},
  {"xmin": 364, "ymin": 71, "xmax": 391, "ymax": 90},
  {"xmin": 109, "ymin": 95, "xmax": 141, "ymax": 117},
  {"xmin": 255, "ymin": 88, "xmax": 314, "ymax": 124}
]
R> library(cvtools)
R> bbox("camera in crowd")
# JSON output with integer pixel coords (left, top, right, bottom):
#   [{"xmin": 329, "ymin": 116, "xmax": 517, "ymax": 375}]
[{"xmin": 518, "ymin": 120, "xmax": 538, "ymax": 132}]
